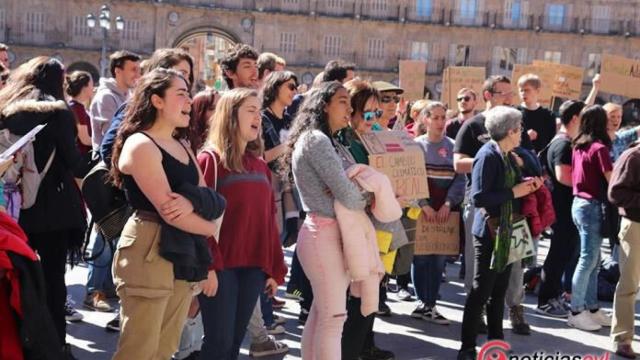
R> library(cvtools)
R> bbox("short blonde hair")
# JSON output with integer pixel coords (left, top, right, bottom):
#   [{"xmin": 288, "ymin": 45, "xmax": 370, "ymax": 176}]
[
  {"xmin": 518, "ymin": 73, "xmax": 542, "ymax": 89},
  {"xmin": 603, "ymin": 102, "xmax": 622, "ymax": 114},
  {"xmin": 410, "ymin": 99, "xmax": 430, "ymax": 118},
  {"xmin": 457, "ymin": 87, "xmax": 477, "ymax": 99}
]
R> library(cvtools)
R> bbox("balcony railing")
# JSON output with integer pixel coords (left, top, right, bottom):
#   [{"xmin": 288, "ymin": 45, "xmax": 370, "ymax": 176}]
[
  {"xmin": 405, "ymin": 5, "xmax": 446, "ymax": 24},
  {"xmin": 446, "ymin": 8, "xmax": 490, "ymax": 27},
  {"xmin": 358, "ymin": 3, "xmax": 401, "ymax": 21},
  {"xmin": 541, "ymin": 15, "xmax": 579, "ymax": 32},
  {"xmin": 257, "ymin": 0, "xmax": 312, "ymax": 15},
  {"xmin": 316, "ymin": 0, "xmax": 356, "ymax": 18},
  {"xmin": 495, "ymin": 12, "xmax": 534, "ymax": 30}
]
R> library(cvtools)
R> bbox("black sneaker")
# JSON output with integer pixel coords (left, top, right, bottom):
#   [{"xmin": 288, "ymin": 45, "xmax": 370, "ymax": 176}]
[
  {"xmin": 105, "ymin": 315, "xmax": 120, "ymax": 332},
  {"xmin": 376, "ymin": 302, "xmax": 392, "ymax": 317},
  {"xmin": 411, "ymin": 303, "xmax": 427, "ymax": 318},
  {"xmin": 423, "ymin": 306, "xmax": 451, "ymax": 325},
  {"xmin": 360, "ymin": 346, "xmax": 395, "ymax": 360}
]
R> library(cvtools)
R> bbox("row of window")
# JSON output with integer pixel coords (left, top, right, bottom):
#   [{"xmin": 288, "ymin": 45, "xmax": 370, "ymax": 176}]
[
  {"xmin": 278, "ymin": 34, "xmax": 602, "ymax": 77},
  {"xmin": 4, "ymin": 11, "xmax": 143, "ymax": 41}
]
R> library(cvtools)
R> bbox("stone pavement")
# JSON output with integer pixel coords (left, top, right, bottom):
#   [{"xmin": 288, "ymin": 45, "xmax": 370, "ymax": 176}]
[{"xmin": 64, "ymin": 238, "xmax": 639, "ymax": 359}]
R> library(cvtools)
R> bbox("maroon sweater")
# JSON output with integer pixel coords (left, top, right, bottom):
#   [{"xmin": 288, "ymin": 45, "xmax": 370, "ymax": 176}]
[
  {"xmin": 608, "ymin": 143, "xmax": 640, "ymax": 223},
  {"xmin": 197, "ymin": 150, "xmax": 287, "ymax": 284}
]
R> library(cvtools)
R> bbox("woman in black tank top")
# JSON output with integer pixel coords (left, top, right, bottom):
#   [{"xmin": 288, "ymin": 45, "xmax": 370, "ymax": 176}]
[{"xmin": 109, "ymin": 68, "xmax": 219, "ymax": 360}]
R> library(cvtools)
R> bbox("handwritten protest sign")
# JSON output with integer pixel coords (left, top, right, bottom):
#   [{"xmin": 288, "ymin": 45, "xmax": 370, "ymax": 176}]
[
  {"xmin": 441, "ymin": 67, "xmax": 486, "ymax": 110},
  {"xmin": 399, "ymin": 60, "xmax": 427, "ymax": 101},
  {"xmin": 359, "ymin": 131, "xmax": 429, "ymax": 200},
  {"xmin": 600, "ymin": 54, "xmax": 640, "ymax": 98},
  {"xmin": 414, "ymin": 212, "xmax": 460, "ymax": 255},
  {"xmin": 511, "ymin": 64, "xmax": 555, "ymax": 107},
  {"xmin": 532, "ymin": 61, "xmax": 584, "ymax": 100}
]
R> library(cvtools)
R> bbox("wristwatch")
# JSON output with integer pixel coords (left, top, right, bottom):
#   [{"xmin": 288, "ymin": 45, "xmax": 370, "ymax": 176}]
[{"xmin": 444, "ymin": 201, "xmax": 451, "ymax": 208}]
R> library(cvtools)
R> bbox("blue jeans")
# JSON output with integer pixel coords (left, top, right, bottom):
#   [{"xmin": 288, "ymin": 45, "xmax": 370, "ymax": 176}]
[
  {"xmin": 260, "ymin": 292, "xmax": 274, "ymax": 326},
  {"xmin": 86, "ymin": 230, "xmax": 116, "ymax": 294},
  {"xmin": 198, "ymin": 267, "xmax": 264, "ymax": 360},
  {"xmin": 412, "ymin": 254, "xmax": 446, "ymax": 307},
  {"xmin": 570, "ymin": 197, "xmax": 603, "ymax": 312}
]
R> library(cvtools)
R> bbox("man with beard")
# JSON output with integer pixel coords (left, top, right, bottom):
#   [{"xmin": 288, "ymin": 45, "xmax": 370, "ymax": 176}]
[{"xmin": 446, "ymin": 88, "xmax": 478, "ymax": 139}]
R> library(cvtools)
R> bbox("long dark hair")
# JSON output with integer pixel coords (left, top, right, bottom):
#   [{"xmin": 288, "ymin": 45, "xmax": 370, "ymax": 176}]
[
  {"xmin": 261, "ymin": 71, "xmax": 298, "ymax": 109},
  {"xmin": 573, "ymin": 105, "xmax": 611, "ymax": 150},
  {"xmin": 110, "ymin": 68, "xmax": 188, "ymax": 186},
  {"xmin": 0, "ymin": 56, "xmax": 65, "ymax": 108},
  {"xmin": 280, "ymin": 81, "xmax": 345, "ymax": 179},
  {"xmin": 189, "ymin": 89, "xmax": 219, "ymax": 153}
]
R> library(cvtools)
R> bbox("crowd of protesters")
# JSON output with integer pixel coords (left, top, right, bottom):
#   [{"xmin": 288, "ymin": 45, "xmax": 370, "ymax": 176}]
[{"xmin": 0, "ymin": 40, "xmax": 639, "ymax": 360}]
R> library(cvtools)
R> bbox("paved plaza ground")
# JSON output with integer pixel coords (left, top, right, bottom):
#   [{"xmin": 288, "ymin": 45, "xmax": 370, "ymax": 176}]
[{"xmin": 64, "ymin": 237, "xmax": 638, "ymax": 359}]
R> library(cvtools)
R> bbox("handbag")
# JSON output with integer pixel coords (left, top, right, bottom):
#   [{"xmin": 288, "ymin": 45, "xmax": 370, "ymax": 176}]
[
  {"xmin": 487, "ymin": 214, "xmax": 535, "ymax": 265},
  {"xmin": 202, "ymin": 149, "xmax": 225, "ymax": 241}
]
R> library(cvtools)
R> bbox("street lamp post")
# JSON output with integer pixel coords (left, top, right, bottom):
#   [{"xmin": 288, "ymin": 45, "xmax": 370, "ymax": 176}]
[{"xmin": 87, "ymin": 5, "xmax": 125, "ymax": 78}]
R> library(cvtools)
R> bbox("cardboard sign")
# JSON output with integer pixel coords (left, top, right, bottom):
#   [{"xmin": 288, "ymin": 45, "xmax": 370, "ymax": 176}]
[
  {"xmin": 532, "ymin": 61, "xmax": 584, "ymax": 101},
  {"xmin": 511, "ymin": 64, "xmax": 555, "ymax": 108},
  {"xmin": 359, "ymin": 131, "xmax": 429, "ymax": 200},
  {"xmin": 414, "ymin": 212, "xmax": 460, "ymax": 255},
  {"xmin": 441, "ymin": 66, "xmax": 486, "ymax": 110},
  {"xmin": 600, "ymin": 54, "xmax": 640, "ymax": 98},
  {"xmin": 507, "ymin": 218, "xmax": 535, "ymax": 264},
  {"xmin": 399, "ymin": 60, "xmax": 427, "ymax": 101}
]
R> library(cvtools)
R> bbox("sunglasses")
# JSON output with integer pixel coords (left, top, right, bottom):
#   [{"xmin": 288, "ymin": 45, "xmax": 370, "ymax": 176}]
[
  {"xmin": 457, "ymin": 96, "xmax": 472, "ymax": 102},
  {"xmin": 285, "ymin": 83, "xmax": 297, "ymax": 91},
  {"xmin": 381, "ymin": 95, "xmax": 400, "ymax": 104},
  {"xmin": 363, "ymin": 109, "xmax": 383, "ymax": 122}
]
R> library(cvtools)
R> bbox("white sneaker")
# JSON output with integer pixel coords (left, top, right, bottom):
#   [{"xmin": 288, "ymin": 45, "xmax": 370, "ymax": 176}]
[
  {"xmin": 265, "ymin": 324, "xmax": 286, "ymax": 335},
  {"xmin": 568, "ymin": 311, "xmax": 602, "ymax": 331},
  {"xmin": 589, "ymin": 309, "xmax": 612, "ymax": 327}
]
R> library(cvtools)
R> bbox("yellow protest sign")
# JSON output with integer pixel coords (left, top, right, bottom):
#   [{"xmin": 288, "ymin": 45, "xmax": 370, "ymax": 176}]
[
  {"xmin": 441, "ymin": 66, "xmax": 486, "ymax": 110},
  {"xmin": 359, "ymin": 131, "xmax": 429, "ymax": 200},
  {"xmin": 414, "ymin": 212, "xmax": 460, "ymax": 255},
  {"xmin": 532, "ymin": 60, "xmax": 584, "ymax": 100},
  {"xmin": 399, "ymin": 60, "xmax": 427, "ymax": 101},
  {"xmin": 600, "ymin": 54, "xmax": 640, "ymax": 98}
]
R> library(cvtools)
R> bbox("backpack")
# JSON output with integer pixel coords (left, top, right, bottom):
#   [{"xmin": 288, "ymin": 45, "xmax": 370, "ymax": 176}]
[
  {"xmin": 80, "ymin": 161, "xmax": 131, "ymax": 262},
  {"xmin": 0, "ymin": 127, "xmax": 56, "ymax": 211}
]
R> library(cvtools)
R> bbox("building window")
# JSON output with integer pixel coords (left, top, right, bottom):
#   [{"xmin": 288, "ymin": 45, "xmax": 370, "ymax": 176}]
[
  {"xmin": 25, "ymin": 12, "xmax": 45, "ymax": 34},
  {"xmin": 410, "ymin": 41, "xmax": 429, "ymax": 61},
  {"xmin": 459, "ymin": 0, "xmax": 477, "ymax": 20},
  {"xmin": 370, "ymin": 0, "xmax": 387, "ymax": 13},
  {"xmin": 544, "ymin": 50, "xmax": 562, "ymax": 63},
  {"xmin": 279, "ymin": 32, "xmax": 296, "ymax": 53},
  {"xmin": 324, "ymin": 35, "xmax": 342, "ymax": 58},
  {"xmin": 327, "ymin": 0, "xmax": 344, "ymax": 8},
  {"xmin": 451, "ymin": 44, "xmax": 471, "ymax": 66},
  {"xmin": 545, "ymin": 4, "xmax": 565, "ymax": 29},
  {"xmin": 122, "ymin": 20, "xmax": 141, "ymax": 41},
  {"xmin": 591, "ymin": 5, "xmax": 610, "ymax": 34},
  {"xmin": 505, "ymin": 0, "xmax": 529, "ymax": 28},
  {"xmin": 416, "ymin": 0, "xmax": 433, "ymax": 18},
  {"xmin": 368, "ymin": 38, "xmax": 385, "ymax": 59},
  {"xmin": 73, "ymin": 16, "xmax": 91, "ymax": 37},
  {"xmin": 493, "ymin": 47, "xmax": 527, "ymax": 74},
  {"xmin": 586, "ymin": 53, "xmax": 601, "ymax": 79}
]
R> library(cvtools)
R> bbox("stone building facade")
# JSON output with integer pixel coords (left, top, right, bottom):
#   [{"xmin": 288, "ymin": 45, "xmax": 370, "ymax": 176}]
[{"xmin": 1, "ymin": 0, "xmax": 639, "ymax": 101}]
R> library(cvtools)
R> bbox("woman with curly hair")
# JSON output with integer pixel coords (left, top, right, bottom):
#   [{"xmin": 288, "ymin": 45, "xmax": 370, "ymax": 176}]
[
  {"xmin": 110, "ymin": 68, "xmax": 219, "ymax": 359},
  {"xmin": 282, "ymin": 81, "xmax": 366, "ymax": 359}
]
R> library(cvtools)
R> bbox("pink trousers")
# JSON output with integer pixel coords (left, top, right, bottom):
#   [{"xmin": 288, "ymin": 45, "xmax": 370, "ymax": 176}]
[{"xmin": 296, "ymin": 214, "xmax": 351, "ymax": 360}]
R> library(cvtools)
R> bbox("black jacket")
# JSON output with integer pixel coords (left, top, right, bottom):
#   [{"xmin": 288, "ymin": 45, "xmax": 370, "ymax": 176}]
[
  {"xmin": 1, "ymin": 94, "xmax": 86, "ymax": 234},
  {"xmin": 159, "ymin": 183, "xmax": 226, "ymax": 282},
  {"xmin": 8, "ymin": 252, "xmax": 64, "ymax": 359}
]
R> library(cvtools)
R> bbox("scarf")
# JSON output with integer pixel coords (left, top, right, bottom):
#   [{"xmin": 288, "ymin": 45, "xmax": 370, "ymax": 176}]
[{"xmin": 491, "ymin": 149, "xmax": 517, "ymax": 272}]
